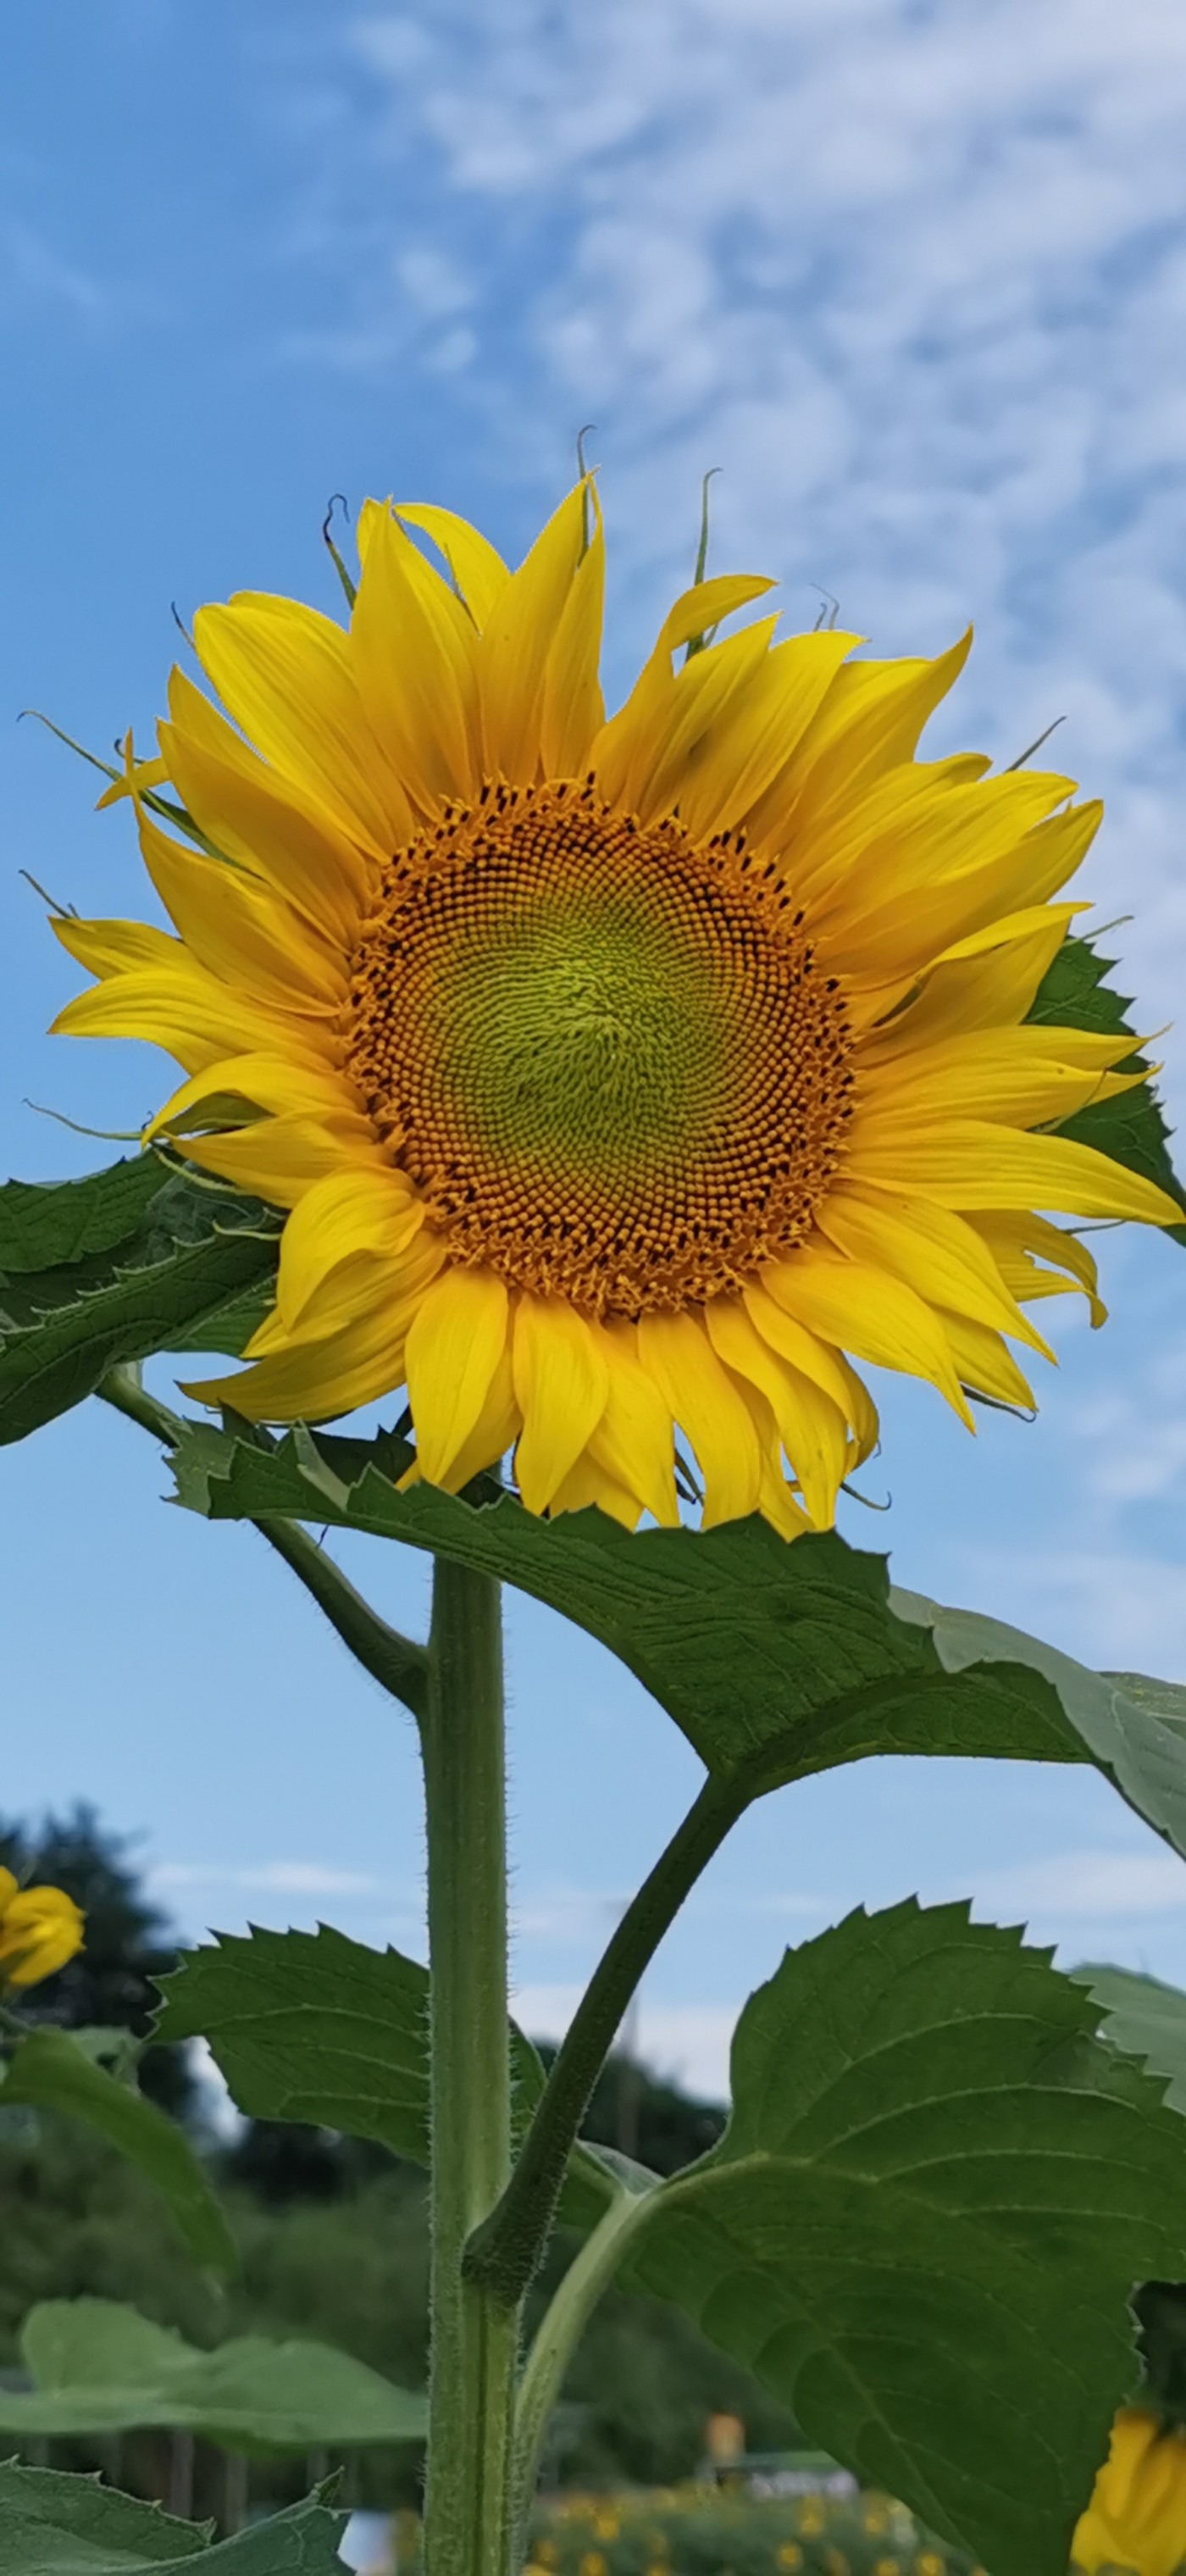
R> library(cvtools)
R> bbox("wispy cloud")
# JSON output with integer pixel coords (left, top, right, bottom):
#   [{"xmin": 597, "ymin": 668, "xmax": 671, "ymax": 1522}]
[
  {"xmin": 151, "ymin": 1860, "xmax": 387, "ymax": 1898},
  {"xmin": 0, "ymin": 215, "xmax": 117, "ymax": 330},
  {"xmin": 967, "ymin": 1846, "xmax": 1186, "ymax": 1923}
]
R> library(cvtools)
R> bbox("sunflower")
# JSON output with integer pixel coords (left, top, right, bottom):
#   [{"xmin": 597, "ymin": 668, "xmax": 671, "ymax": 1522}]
[
  {"xmin": 1072, "ymin": 2407, "xmax": 1186, "ymax": 2575},
  {"xmin": 52, "ymin": 478, "xmax": 1178, "ymax": 1534}
]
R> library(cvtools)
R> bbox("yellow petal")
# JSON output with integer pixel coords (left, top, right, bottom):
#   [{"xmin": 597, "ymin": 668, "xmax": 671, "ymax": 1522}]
[
  {"xmin": 185, "ymin": 1265, "xmax": 437, "ymax": 1422},
  {"xmin": 144, "ymin": 1052, "xmax": 360, "ymax": 1142},
  {"xmin": 586, "ymin": 1319, "xmax": 679, "ymax": 1528},
  {"xmin": 862, "ymin": 908, "xmax": 1083, "ymax": 1057},
  {"xmin": 0, "ymin": 1868, "xmax": 18, "ymax": 1914},
  {"xmin": 705, "ymin": 1296, "xmax": 849, "ymax": 1528},
  {"xmin": 815, "ymin": 1185, "xmax": 1050, "ymax": 1357},
  {"xmin": 942, "ymin": 1311, "xmax": 1036, "ymax": 1411},
  {"xmin": 757, "ymin": 630, "xmax": 973, "ymax": 845},
  {"xmin": 631, "ymin": 617, "xmax": 779, "ymax": 826},
  {"xmin": 191, "ymin": 593, "xmax": 413, "ymax": 854},
  {"xmin": 479, "ymin": 480, "xmax": 593, "ymax": 786},
  {"xmin": 351, "ymin": 499, "xmax": 479, "ymax": 813},
  {"xmin": 405, "ymin": 1265, "xmax": 511, "ymax": 1486},
  {"xmin": 549, "ymin": 1452, "xmax": 643, "ymax": 1530},
  {"xmin": 53, "ymin": 914, "xmax": 186, "ymax": 980},
  {"xmin": 183, "ymin": 1113, "xmax": 384, "ymax": 1208},
  {"xmin": 762, "ymin": 1246, "xmax": 973, "ymax": 1426},
  {"xmin": 248, "ymin": 1227, "xmax": 445, "ymax": 1355},
  {"xmin": 136, "ymin": 807, "xmax": 344, "ymax": 1012},
  {"xmin": 635, "ymin": 1309, "xmax": 762, "ymax": 1527},
  {"xmin": 590, "ymin": 573, "xmax": 774, "ymax": 810},
  {"xmin": 276, "ymin": 1167, "xmax": 424, "ymax": 1326},
  {"xmin": 163, "ymin": 677, "xmax": 373, "ymax": 939},
  {"xmin": 677, "ymin": 627, "xmax": 858, "ymax": 843},
  {"xmin": 513, "ymin": 1296, "xmax": 609, "ymax": 1514},
  {"xmin": 970, "ymin": 1210, "xmax": 1107, "ymax": 1327},
  {"xmin": 395, "ymin": 502, "xmax": 510, "ymax": 630},
  {"xmin": 435, "ymin": 1342, "xmax": 522, "ymax": 1492},
  {"xmin": 858, "ymin": 1024, "xmax": 1148, "ymax": 1130},
  {"xmin": 538, "ymin": 490, "xmax": 606, "ymax": 778},
  {"xmin": 96, "ymin": 752, "xmax": 169, "ymax": 808},
  {"xmin": 51, "ymin": 961, "xmax": 335, "ymax": 1077},
  {"xmin": 818, "ymin": 798, "xmax": 1098, "ymax": 987},
  {"xmin": 845, "ymin": 1115, "xmax": 1183, "ymax": 1227}
]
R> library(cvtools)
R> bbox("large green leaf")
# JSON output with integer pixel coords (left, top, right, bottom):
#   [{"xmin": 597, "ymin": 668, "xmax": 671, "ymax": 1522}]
[
  {"xmin": 0, "ymin": 2030, "xmax": 236, "ymax": 2273},
  {"xmin": 153, "ymin": 1924, "xmax": 628, "ymax": 2230},
  {"xmin": 0, "ymin": 2462, "xmax": 345, "ymax": 2575},
  {"xmin": 1028, "ymin": 929, "xmax": 1186, "ymax": 1230},
  {"xmin": 622, "ymin": 1901, "xmax": 1186, "ymax": 2576},
  {"xmin": 0, "ymin": 1158, "xmax": 278, "ymax": 1444},
  {"xmin": 1072, "ymin": 1960, "xmax": 1186, "ymax": 2114},
  {"xmin": 172, "ymin": 1423, "xmax": 1186, "ymax": 1854},
  {"xmin": 0, "ymin": 2299, "xmax": 424, "ymax": 2452}
]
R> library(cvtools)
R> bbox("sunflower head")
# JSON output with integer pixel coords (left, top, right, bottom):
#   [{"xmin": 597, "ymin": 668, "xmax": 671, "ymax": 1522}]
[
  {"xmin": 0, "ymin": 1868, "xmax": 85, "ymax": 1990},
  {"xmin": 52, "ymin": 477, "xmax": 1178, "ymax": 1535}
]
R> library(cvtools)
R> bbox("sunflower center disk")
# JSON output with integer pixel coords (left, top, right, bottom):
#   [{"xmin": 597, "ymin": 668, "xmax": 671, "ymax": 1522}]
[{"xmin": 345, "ymin": 780, "xmax": 855, "ymax": 1315}]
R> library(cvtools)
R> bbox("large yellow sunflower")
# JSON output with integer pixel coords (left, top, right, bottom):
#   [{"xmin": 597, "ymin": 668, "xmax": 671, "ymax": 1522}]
[{"xmin": 52, "ymin": 477, "xmax": 1178, "ymax": 1534}]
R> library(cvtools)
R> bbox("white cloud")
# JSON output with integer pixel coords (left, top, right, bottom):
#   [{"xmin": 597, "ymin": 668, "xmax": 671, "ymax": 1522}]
[
  {"xmin": 966, "ymin": 1846, "xmax": 1186, "ymax": 1922},
  {"xmin": 151, "ymin": 1860, "xmax": 385, "ymax": 1897}
]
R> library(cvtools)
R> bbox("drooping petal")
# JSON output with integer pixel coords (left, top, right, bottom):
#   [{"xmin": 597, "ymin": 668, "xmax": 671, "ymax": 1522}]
[
  {"xmin": 970, "ymin": 1210, "xmax": 1108, "ymax": 1327},
  {"xmin": 275, "ymin": 1167, "xmax": 425, "ymax": 1326},
  {"xmin": 405, "ymin": 1265, "xmax": 512, "ymax": 1487},
  {"xmin": 636, "ymin": 1309, "xmax": 762, "ymax": 1526},
  {"xmin": 513, "ymin": 1295, "xmax": 609, "ymax": 1513},
  {"xmin": 761, "ymin": 1246, "xmax": 973, "ymax": 1426},
  {"xmin": 182, "ymin": 1113, "xmax": 385, "ymax": 1208},
  {"xmin": 815, "ymin": 1185, "xmax": 1050, "ymax": 1357},
  {"xmin": 135, "ymin": 806, "xmax": 344, "ymax": 1011},
  {"xmin": 705, "ymin": 1295, "xmax": 849, "ymax": 1528},
  {"xmin": 586, "ymin": 1319, "xmax": 679, "ymax": 1528}
]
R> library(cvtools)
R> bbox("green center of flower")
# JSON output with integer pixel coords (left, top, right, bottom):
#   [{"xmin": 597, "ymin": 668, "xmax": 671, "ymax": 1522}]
[{"xmin": 344, "ymin": 778, "xmax": 855, "ymax": 1314}]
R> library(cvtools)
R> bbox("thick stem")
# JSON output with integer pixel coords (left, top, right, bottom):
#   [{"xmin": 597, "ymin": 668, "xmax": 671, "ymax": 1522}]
[
  {"xmin": 512, "ymin": 2186, "xmax": 654, "ymax": 2545},
  {"xmin": 467, "ymin": 1769, "xmax": 747, "ymax": 2309},
  {"xmin": 422, "ymin": 1556, "xmax": 518, "ymax": 2576}
]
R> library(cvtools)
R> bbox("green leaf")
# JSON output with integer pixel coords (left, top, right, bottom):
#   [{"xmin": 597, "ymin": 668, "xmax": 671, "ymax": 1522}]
[
  {"xmin": 1072, "ymin": 1960, "xmax": 1186, "ymax": 2113},
  {"xmin": 152, "ymin": 1924, "xmax": 628, "ymax": 2229},
  {"xmin": 1028, "ymin": 929, "xmax": 1186, "ymax": 1230},
  {"xmin": 0, "ymin": 2029, "xmax": 236, "ymax": 2274},
  {"xmin": 0, "ymin": 2462, "xmax": 346, "ymax": 2575},
  {"xmin": 623, "ymin": 1901, "xmax": 1186, "ymax": 2576},
  {"xmin": 172, "ymin": 1424, "xmax": 1186, "ymax": 1856},
  {"xmin": 0, "ymin": 2462, "xmax": 208, "ymax": 2573},
  {"xmin": 0, "ymin": 1158, "xmax": 278, "ymax": 1445},
  {"xmin": 0, "ymin": 2299, "xmax": 424, "ymax": 2453}
]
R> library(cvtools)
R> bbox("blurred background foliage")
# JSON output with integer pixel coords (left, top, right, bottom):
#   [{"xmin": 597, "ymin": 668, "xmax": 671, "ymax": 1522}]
[{"xmin": 0, "ymin": 1807, "xmax": 795, "ymax": 2507}]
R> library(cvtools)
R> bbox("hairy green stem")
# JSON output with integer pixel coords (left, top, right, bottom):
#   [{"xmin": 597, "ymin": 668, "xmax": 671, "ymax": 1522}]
[
  {"xmin": 467, "ymin": 1769, "xmax": 747, "ymax": 2309},
  {"xmin": 422, "ymin": 1557, "xmax": 518, "ymax": 2576},
  {"xmin": 97, "ymin": 1368, "xmax": 430, "ymax": 1722},
  {"xmin": 512, "ymin": 2186, "xmax": 654, "ymax": 2543}
]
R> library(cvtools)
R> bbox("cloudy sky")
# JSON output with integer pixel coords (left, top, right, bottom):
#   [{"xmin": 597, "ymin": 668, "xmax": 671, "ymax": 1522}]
[{"xmin": 5, "ymin": 0, "xmax": 1186, "ymax": 2096}]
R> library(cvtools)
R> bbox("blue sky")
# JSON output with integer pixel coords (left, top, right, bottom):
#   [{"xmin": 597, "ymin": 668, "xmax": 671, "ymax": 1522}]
[{"xmin": 5, "ymin": 0, "xmax": 1186, "ymax": 2096}]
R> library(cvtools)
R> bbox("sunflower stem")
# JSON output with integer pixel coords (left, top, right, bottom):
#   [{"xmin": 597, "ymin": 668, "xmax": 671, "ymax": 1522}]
[
  {"xmin": 465, "ymin": 1768, "xmax": 746, "ymax": 2310},
  {"xmin": 422, "ymin": 1554, "xmax": 518, "ymax": 2576}
]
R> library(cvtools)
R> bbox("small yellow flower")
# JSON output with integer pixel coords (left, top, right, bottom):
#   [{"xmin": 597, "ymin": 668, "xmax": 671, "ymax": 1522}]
[
  {"xmin": 533, "ymin": 2546, "xmax": 559, "ymax": 2570},
  {"xmin": 579, "ymin": 2553, "xmax": 607, "ymax": 2576},
  {"xmin": 915, "ymin": 2556, "xmax": 946, "ymax": 2576},
  {"xmin": 776, "ymin": 2547, "xmax": 804, "ymax": 2572},
  {"xmin": 873, "ymin": 2559, "xmax": 901, "ymax": 2576},
  {"xmin": 863, "ymin": 2503, "xmax": 890, "ymax": 2535},
  {"xmin": 823, "ymin": 2551, "xmax": 850, "ymax": 2576},
  {"xmin": 1072, "ymin": 2407, "xmax": 1186, "ymax": 2576},
  {"xmin": 796, "ymin": 2502, "xmax": 826, "ymax": 2538},
  {"xmin": 592, "ymin": 2513, "xmax": 619, "ymax": 2541},
  {"xmin": 0, "ymin": 1869, "xmax": 84, "ymax": 1990}
]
